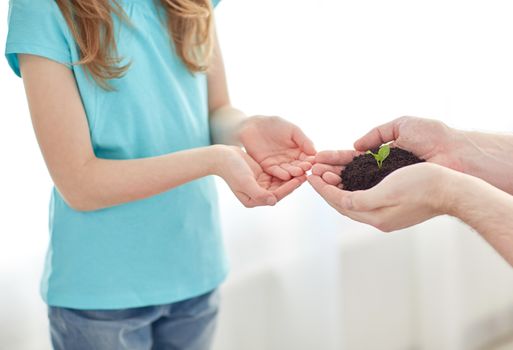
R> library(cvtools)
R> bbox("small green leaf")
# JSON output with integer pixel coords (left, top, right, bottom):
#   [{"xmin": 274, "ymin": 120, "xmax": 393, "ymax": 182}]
[
  {"xmin": 378, "ymin": 144, "xmax": 390, "ymax": 161},
  {"xmin": 367, "ymin": 144, "xmax": 391, "ymax": 169}
]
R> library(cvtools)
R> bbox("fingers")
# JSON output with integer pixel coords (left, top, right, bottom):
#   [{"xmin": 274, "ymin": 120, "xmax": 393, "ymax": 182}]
[
  {"xmin": 314, "ymin": 150, "xmax": 358, "ymax": 166},
  {"xmin": 292, "ymin": 159, "xmax": 313, "ymax": 172},
  {"xmin": 239, "ymin": 175, "xmax": 307, "ymax": 206},
  {"xmin": 282, "ymin": 159, "xmax": 314, "ymax": 176},
  {"xmin": 308, "ymin": 175, "xmax": 401, "ymax": 232},
  {"xmin": 322, "ymin": 172, "xmax": 342, "ymax": 186},
  {"xmin": 308, "ymin": 174, "xmax": 393, "ymax": 212},
  {"xmin": 235, "ymin": 176, "xmax": 277, "ymax": 207},
  {"xmin": 300, "ymin": 154, "xmax": 316, "ymax": 164},
  {"xmin": 308, "ymin": 175, "xmax": 352, "ymax": 210},
  {"xmin": 292, "ymin": 127, "xmax": 317, "ymax": 156},
  {"xmin": 353, "ymin": 118, "xmax": 402, "ymax": 151},
  {"xmin": 312, "ymin": 163, "xmax": 343, "ymax": 177},
  {"xmin": 267, "ymin": 165, "xmax": 292, "ymax": 181},
  {"xmin": 272, "ymin": 175, "xmax": 307, "ymax": 201},
  {"xmin": 281, "ymin": 163, "xmax": 305, "ymax": 177},
  {"xmin": 234, "ymin": 191, "xmax": 277, "ymax": 208},
  {"xmin": 311, "ymin": 163, "xmax": 343, "ymax": 186},
  {"xmin": 308, "ymin": 175, "xmax": 382, "ymax": 227},
  {"xmin": 269, "ymin": 161, "xmax": 312, "ymax": 180}
]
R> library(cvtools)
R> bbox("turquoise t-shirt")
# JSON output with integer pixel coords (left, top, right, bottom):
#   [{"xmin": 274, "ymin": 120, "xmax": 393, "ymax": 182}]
[{"xmin": 5, "ymin": 0, "xmax": 228, "ymax": 309}]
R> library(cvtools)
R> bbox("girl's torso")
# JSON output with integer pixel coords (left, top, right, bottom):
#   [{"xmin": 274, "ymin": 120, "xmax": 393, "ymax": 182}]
[{"xmin": 5, "ymin": 0, "xmax": 227, "ymax": 309}]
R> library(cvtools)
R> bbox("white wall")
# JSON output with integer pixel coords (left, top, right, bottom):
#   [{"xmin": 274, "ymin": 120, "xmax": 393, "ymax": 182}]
[
  {"xmin": 213, "ymin": 216, "xmax": 513, "ymax": 350},
  {"xmin": 2, "ymin": 0, "xmax": 513, "ymax": 349}
]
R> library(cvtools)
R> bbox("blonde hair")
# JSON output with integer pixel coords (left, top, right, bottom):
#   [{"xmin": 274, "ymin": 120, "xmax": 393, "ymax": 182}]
[{"xmin": 55, "ymin": 0, "xmax": 214, "ymax": 90}]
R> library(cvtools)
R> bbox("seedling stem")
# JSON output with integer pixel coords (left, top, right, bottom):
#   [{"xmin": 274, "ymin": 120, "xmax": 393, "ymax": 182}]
[{"xmin": 366, "ymin": 144, "xmax": 391, "ymax": 169}]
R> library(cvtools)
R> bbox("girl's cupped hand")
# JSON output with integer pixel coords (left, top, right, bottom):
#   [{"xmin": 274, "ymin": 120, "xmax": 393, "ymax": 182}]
[
  {"xmin": 236, "ymin": 116, "xmax": 317, "ymax": 181},
  {"xmin": 215, "ymin": 146, "xmax": 307, "ymax": 208}
]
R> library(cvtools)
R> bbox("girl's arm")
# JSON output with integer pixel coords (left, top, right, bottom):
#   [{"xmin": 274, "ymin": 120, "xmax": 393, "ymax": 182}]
[
  {"xmin": 206, "ymin": 29, "xmax": 316, "ymax": 180},
  {"xmin": 207, "ymin": 29, "xmax": 246, "ymax": 145},
  {"xmin": 19, "ymin": 54, "xmax": 277, "ymax": 211}
]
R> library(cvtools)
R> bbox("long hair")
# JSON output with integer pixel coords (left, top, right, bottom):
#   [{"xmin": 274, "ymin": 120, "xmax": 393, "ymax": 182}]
[{"xmin": 55, "ymin": 0, "xmax": 214, "ymax": 90}]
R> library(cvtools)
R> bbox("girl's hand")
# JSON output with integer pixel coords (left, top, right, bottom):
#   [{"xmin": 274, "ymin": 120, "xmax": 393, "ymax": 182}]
[
  {"xmin": 236, "ymin": 116, "xmax": 317, "ymax": 181},
  {"xmin": 214, "ymin": 145, "xmax": 307, "ymax": 208}
]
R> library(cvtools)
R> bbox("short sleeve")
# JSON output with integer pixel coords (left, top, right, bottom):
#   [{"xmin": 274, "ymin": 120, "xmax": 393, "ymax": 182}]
[
  {"xmin": 212, "ymin": 0, "xmax": 221, "ymax": 8},
  {"xmin": 5, "ymin": 0, "xmax": 73, "ymax": 77}
]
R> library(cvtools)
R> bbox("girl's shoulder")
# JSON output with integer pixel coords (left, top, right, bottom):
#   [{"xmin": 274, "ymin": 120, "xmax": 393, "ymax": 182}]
[
  {"xmin": 6, "ymin": 0, "xmax": 73, "ymax": 77},
  {"xmin": 8, "ymin": 0, "xmax": 69, "ymax": 32},
  {"xmin": 9, "ymin": 0, "xmax": 62, "ymax": 14},
  {"xmin": 8, "ymin": 0, "xmax": 69, "ymax": 31}
]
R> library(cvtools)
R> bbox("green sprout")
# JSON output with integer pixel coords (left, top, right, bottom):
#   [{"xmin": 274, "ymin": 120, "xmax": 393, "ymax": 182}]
[{"xmin": 366, "ymin": 144, "xmax": 391, "ymax": 169}]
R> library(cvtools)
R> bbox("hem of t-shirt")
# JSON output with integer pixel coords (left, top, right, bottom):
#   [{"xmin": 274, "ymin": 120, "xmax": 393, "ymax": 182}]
[
  {"xmin": 5, "ymin": 42, "xmax": 72, "ymax": 77},
  {"xmin": 41, "ymin": 269, "xmax": 229, "ymax": 310}
]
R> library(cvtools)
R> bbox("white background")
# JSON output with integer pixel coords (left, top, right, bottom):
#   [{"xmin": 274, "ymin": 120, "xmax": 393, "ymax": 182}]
[{"xmin": 2, "ymin": 0, "xmax": 513, "ymax": 349}]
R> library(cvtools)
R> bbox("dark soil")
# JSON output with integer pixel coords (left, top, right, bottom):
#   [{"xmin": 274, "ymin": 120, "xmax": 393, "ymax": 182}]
[{"xmin": 341, "ymin": 148, "xmax": 425, "ymax": 191}]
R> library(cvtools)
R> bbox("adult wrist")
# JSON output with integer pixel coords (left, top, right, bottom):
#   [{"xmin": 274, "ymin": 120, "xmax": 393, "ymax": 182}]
[
  {"xmin": 449, "ymin": 129, "xmax": 485, "ymax": 175},
  {"xmin": 438, "ymin": 169, "xmax": 475, "ymax": 218},
  {"xmin": 438, "ymin": 128, "xmax": 468, "ymax": 173}
]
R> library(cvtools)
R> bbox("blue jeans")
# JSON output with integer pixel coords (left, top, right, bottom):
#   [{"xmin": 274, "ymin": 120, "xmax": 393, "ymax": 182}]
[{"xmin": 48, "ymin": 290, "xmax": 219, "ymax": 350}]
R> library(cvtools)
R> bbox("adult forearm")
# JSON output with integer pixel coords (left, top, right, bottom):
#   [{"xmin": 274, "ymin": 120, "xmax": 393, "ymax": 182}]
[
  {"xmin": 63, "ymin": 145, "xmax": 223, "ymax": 211},
  {"xmin": 447, "ymin": 172, "xmax": 513, "ymax": 266},
  {"xmin": 453, "ymin": 130, "xmax": 513, "ymax": 194},
  {"xmin": 209, "ymin": 105, "xmax": 247, "ymax": 145}
]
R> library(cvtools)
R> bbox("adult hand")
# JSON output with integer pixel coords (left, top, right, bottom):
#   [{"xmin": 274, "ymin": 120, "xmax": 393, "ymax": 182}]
[
  {"xmin": 236, "ymin": 116, "xmax": 317, "ymax": 181},
  {"xmin": 308, "ymin": 162, "xmax": 459, "ymax": 232},
  {"xmin": 311, "ymin": 116, "xmax": 459, "ymax": 190},
  {"xmin": 353, "ymin": 116, "xmax": 462, "ymax": 170},
  {"xmin": 216, "ymin": 145, "xmax": 306, "ymax": 208},
  {"xmin": 311, "ymin": 149, "xmax": 361, "ymax": 188}
]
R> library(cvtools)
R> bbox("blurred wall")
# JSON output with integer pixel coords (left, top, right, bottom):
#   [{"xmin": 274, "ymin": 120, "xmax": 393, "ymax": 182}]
[{"xmin": 210, "ymin": 191, "xmax": 513, "ymax": 350}]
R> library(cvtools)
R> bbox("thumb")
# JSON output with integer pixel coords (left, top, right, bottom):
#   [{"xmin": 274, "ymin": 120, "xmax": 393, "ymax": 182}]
[
  {"xmin": 354, "ymin": 118, "xmax": 400, "ymax": 151},
  {"xmin": 292, "ymin": 127, "xmax": 317, "ymax": 155}
]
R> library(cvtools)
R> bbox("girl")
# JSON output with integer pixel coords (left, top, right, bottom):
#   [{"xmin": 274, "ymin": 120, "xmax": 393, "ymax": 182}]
[{"xmin": 5, "ymin": 0, "xmax": 316, "ymax": 348}]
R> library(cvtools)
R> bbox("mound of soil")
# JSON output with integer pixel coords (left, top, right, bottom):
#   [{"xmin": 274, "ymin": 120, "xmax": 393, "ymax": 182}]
[{"xmin": 341, "ymin": 148, "xmax": 424, "ymax": 191}]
